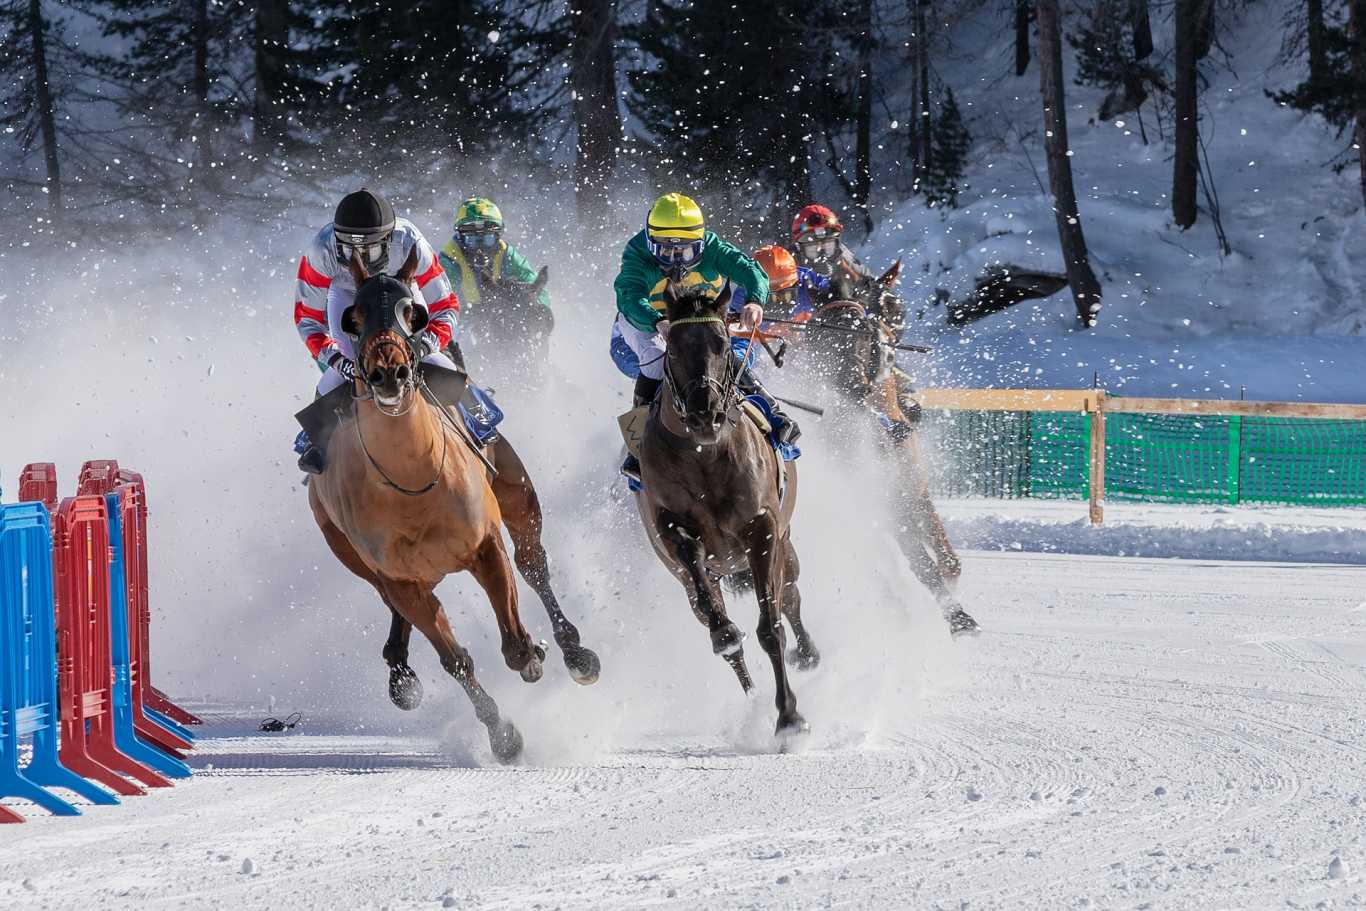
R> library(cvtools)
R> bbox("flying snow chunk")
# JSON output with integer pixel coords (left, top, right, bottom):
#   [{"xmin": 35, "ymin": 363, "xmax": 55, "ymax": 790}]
[
  {"xmin": 488, "ymin": 30, "xmax": 500, "ymax": 43},
  {"xmin": 1329, "ymin": 855, "xmax": 1347, "ymax": 879}
]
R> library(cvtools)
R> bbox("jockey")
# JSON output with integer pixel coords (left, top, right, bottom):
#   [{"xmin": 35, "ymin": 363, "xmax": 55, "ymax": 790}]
[
  {"xmin": 293, "ymin": 188, "xmax": 462, "ymax": 474},
  {"xmin": 438, "ymin": 196, "xmax": 551, "ymax": 317},
  {"xmin": 612, "ymin": 192, "xmax": 800, "ymax": 482},
  {"xmin": 790, "ymin": 203, "xmax": 907, "ymax": 334},
  {"xmin": 752, "ymin": 244, "xmax": 830, "ymax": 326}
]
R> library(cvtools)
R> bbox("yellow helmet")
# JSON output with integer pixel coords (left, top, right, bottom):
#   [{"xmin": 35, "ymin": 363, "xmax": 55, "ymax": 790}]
[
  {"xmin": 646, "ymin": 193, "xmax": 705, "ymax": 270},
  {"xmin": 647, "ymin": 193, "xmax": 704, "ymax": 242}
]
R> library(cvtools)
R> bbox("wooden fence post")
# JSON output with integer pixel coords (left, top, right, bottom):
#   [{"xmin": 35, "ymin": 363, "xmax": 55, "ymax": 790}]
[{"xmin": 1088, "ymin": 391, "xmax": 1107, "ymax": 524}]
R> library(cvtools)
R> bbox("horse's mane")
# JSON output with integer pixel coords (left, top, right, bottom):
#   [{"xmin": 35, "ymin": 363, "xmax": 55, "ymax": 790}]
[{"xmin": 664, "ymin": 280, "xmax": 732, "ymax": 320}]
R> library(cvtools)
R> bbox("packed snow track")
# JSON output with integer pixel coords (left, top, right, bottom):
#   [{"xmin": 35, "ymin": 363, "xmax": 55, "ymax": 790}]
[{"xmin": 2, "ymin": 551, "xmax": 1364, "ymax": 910}]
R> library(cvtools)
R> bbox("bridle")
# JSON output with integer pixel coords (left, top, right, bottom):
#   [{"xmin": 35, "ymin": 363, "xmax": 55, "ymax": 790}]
[
  {"xmin": 349, "ymin": 323, "xmax": 449, "ymax": 497},
  {"xmin": 661, "ymin": 313, "xmax": 741, "ymax": 424}
]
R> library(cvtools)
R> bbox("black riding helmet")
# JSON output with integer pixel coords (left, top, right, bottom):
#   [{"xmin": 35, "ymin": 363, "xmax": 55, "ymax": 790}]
[{"xmin": 333, "ymin": 188, "xmax": 395, "ymax": 271}]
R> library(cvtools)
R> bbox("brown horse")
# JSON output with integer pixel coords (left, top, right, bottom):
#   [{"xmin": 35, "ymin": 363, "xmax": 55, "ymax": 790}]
[
  {"xmin": 633, "ymin": 282, "xmax": 815, "ymax": 738},
  {"xmin": 803, "ymin": 263, "xmax": 979, "ymax": 637},
  {"xmin": 307, "ymin": 251, "xmax": 599, "ymax": 763}
]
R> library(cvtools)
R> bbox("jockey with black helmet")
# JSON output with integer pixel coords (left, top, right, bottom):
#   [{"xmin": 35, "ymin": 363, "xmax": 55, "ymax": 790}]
[{"xmin": 292, "ymin": 188, "xmax": 462, "ymax": 474}]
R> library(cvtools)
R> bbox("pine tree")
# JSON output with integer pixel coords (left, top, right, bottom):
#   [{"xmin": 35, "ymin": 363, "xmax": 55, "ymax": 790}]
[
  {"xmin": 627, "ymin": 0, "xmax": 852, "ymax": 240},
  {"xmin": 922, "ymin": 88, "xmax": 971, "ymax": 208},
  {"xmin": 1067, "ymin": 0, "xmax": 1165, "ymax": 129},
  {"xmin": 321, "ymin": 0, "xmax": 553, "ymax": 172},
  {"xmin": 0, "ymin": 0, "xmax": 73, "ymax": 222}
]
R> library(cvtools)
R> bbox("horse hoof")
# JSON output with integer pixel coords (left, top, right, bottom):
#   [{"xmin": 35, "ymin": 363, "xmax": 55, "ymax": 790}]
[
  {"xmin": 388, "ymin": 665, "xmax": 423, "ymax": 711},
  {"xmin": 489, "ymin": 721, "xmax": 523, "ymax": 764},
  {"xmin": 786, "ymin": 645, "xmax": 821, "ymax": 671},
  {"xmin": 563, "ymin": 645, "xmax": 601, "ymax": 686},
  {"xmin": 711, "ymin": 623, "xmax": 745, "ymax": 657},
  {"xmin": 945, "ymin": 606, "xmax": 981, "ymax": 639},
  {"xmin": 519, "ymin": 654, "xmax": 544, "ymax": 683},
  {"xmin": 776, "ymin": 714, "xmax": 811, "ymax": 738}
]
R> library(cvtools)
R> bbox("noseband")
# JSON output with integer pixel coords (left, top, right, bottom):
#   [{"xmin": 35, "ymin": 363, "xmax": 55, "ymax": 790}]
[{"xmin": 662, "ymin": 314, "xmax": 740, "ymax": 424}]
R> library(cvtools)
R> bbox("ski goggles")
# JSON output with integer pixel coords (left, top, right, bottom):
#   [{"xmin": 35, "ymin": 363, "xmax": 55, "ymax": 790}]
[
  {"xmin": 797, "ymin": 234, "xmax": 839, "ymax": 258},
  {"xmin": 334, "ymin": 233, "xmax": 390, "ymax": 266},
  {"xmin": 769, "ymin": 286, "xmax": 798, "ymax": 306},
  {"xmin": 647, "ymin": 235, "xmax": 704, "ymax": 267},
  {"xmin": 457, "ymin": 221, "xmax": 502, "ymax": 247}
]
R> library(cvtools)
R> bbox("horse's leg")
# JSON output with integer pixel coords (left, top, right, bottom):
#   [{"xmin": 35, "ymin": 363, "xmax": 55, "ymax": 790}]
[
  {"xmin": 488, "ymin": 435, "xmax": 600, "ymax": 685},
  {"xmin": 314, "ymin": 509, "xmax": 424, "ymax": 710},
  {"xmin": 384, "ymin": 579, "xmax": 524, "ymax": 763},
  {"xmin": 655, "ymin": 510, "xmax": 752, "ymax": 692},
  {"xmin": 469, "ymin": 531, "xmax": 545, "ymax": 683},
  {"xmin": 902, "ymin": 431, "xmax": 962, "ymax": 587},
  {"xmin": 746, "ymin": 513, "xmax": 807, "ymax": 736},
  {"xmin": 778, "ymin": 533, "xmax": 820, "ymax": 671},
  {"xmin": 893, "ymin": 482, "xmax": 980, "ymax": 638}
]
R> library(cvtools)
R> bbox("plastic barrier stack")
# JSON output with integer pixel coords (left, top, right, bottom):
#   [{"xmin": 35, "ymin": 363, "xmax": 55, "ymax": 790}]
[{"xmin": 0, "ymin": 460, "xmax": 198, "ymax": 822}]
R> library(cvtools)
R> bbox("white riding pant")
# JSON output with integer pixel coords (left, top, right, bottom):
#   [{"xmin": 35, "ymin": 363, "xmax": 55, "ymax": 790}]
[
  {"xmin": 614, "ymin": 313, "xmax": 667, "ymax": 380},
  {"xmin": 315, "ymin": 285, "xmax": 459, "ymax": 396}
]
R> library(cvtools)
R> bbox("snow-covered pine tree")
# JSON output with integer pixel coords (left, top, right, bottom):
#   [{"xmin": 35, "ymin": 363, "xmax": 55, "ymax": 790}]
[{"xmin": 922, "ymin": 87, "xmax": 970, "ymax": 208}]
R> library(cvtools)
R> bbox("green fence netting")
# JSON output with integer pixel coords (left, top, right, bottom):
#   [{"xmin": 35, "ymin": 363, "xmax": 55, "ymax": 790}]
[{"xmin": 922, "ymin": 409, "xmax": 1366, "ymax": 506}]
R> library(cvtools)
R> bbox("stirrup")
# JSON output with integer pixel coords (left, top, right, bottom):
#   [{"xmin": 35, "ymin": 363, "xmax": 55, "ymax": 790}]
[{"xmin": 620, "ymin": 452, "xmax": 642, "ymax": 483}]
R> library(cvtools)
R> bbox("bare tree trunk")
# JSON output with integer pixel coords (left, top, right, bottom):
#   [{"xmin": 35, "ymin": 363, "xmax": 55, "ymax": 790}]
[
  {"xmin": 1351, "ymin": 0, "xmax": 1366, "ymax": 209},
  {"xmin": 569, "ymin": 0, "xmax": 621, "ymax": 231},
  {"xmin": 1173, "ymin": 0, "xmax": 1201, "ymax": 228},
  {"xmin": 1194, "ymin": 0, "xmax": 1215, "ymax": 60},
  {"xmin": 1015, "ymin": 0, "xmax": 1031, "ymax": 75},
  {"xmin": 1309, "ymin": 0, "xmax": 1328, "ymax": 85},
  {"xmin": 1132, "ymin": 0, "xmax": 1153, "ymax": 60},
  {"xmin": 917, "ymin": 0, "xmax": 932, "ymax": 172},
  {"xmin": 1037, "ymin": 0, "xmax": 1102, "ymax": 326},
  {"xmin": 193, "ymin": 0, "xmax": 215, "ymax": 187},
  {"xmin": 253, "ymin": 0, "xmax": 288, "ymax": 159},
  {"xmin": 854, "ymin": 0, "xmax": 874, "ymax": 235},
  {"xmin": 28, "ymin": 0, "xmax": 61, "ymax": 217}
]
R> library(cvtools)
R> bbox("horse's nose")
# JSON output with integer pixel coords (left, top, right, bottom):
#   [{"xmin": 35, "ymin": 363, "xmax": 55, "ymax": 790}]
[
  {"xmin": 368, "ymin": 366, "xmax": 386, "ymax": 386},
  {"xmin": 395, "ymin": 363, "xmax": 411, "ymax": 384}
]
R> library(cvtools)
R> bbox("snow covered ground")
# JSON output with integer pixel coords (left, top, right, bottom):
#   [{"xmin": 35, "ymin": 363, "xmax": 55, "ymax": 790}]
[{"xmin": 3, "ymin": 550, "xmax": 1365, "ymax": 910}]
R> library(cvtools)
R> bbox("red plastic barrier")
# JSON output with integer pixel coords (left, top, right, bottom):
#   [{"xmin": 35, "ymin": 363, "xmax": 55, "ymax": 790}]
[
  {"xmin": 52, "ymin": 496, "xmax": 168, "ymax": 793},
  {"xmin": 105, "ymin": 466, "xmax": 202, "ymax": 727},
  {"xmin": 18, "ymin": 463, "xmax": 58, "ymax": 512},
  {"xmin": 76, "ymin": 462, "xmax": 194, "ymax": 756}
]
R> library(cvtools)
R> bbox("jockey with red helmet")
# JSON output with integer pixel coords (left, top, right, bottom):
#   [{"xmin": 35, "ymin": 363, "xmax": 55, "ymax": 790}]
[{"xmin": 789, "ymin": 204, "xmax": 877, "ymax": 285}]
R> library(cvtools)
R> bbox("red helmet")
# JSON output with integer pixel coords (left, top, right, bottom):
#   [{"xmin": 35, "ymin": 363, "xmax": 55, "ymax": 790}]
[
  {"xmin": 752, "ymin": 245, "xmax": 798, "ymax": 291},
  {"xmin": 791, "ymin": 204, "xmax": 843, "ymax": 242}
]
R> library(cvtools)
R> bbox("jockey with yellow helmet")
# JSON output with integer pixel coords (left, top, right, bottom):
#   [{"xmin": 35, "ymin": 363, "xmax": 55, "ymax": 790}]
[{"xmin": 611, "ymin": 192, "xmax": 801, "ymax": 482}]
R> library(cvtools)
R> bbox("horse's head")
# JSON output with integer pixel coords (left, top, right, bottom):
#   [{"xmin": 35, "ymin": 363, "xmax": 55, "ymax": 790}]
[
  {"xmin": 808, "ymin": 300, "xmax": 893, "ymax": 401},
  {"xmin": 340, "ymin": 247, "xmax": 429, "ymax": 412},
  {"xmin": 481, "ymin": 266, "xmax": 553, "ymax": 336},
  {"xmin": 662, "ymin": 280, "xmax": 735, "ymax": 441}
]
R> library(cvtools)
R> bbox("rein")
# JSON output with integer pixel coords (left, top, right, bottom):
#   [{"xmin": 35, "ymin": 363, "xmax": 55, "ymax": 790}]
[{"xmin": 353, "ymin": 397, "xmax": 449, "ymax": 496}]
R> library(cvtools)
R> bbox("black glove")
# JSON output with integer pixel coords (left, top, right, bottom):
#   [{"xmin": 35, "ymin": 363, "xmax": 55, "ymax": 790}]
[{"xmin": 328, "ymin": 352, "xmax": 358, "ymax": 381}]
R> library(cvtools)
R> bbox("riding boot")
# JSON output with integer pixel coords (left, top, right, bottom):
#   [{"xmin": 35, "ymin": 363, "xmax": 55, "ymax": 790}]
[
  {"xmin": 736, "ymin": 366, "xmax": 801, "ymax": 445},
  {"xmin": 621, "ymin": 375, "xmax": 664, "ymax": 482},
  {"xmin": 293, "ymin": 384, "xmax": 354, "ymax": 475}
]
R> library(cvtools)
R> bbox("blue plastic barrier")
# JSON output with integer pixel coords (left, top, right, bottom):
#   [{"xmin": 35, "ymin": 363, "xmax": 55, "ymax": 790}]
[
  {"xmin": 105, "ymin": 492, "xmax": 192, "ymax": 779},
  {"xmin": 0, "ymin": 502, "xmax": 117, "ymax": 821}
]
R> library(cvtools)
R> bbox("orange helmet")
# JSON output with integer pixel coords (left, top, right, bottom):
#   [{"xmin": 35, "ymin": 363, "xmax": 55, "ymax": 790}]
[
  {"xmin": 791, "ymin": 204, "xmax": 843, "ymax": 242},
  {"xmin": 752, "ymin": 244, "xmax": 798, "ymax": 291}
]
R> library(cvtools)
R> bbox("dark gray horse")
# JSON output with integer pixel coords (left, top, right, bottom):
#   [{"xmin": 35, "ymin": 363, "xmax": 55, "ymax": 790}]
[
  {"xmin": 633, "ymin": 282, "xmax": 816, "ymax": 738},
  {"xmin": 803, "ymin": 268, "xmax": 979, "ymax": 638}
]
